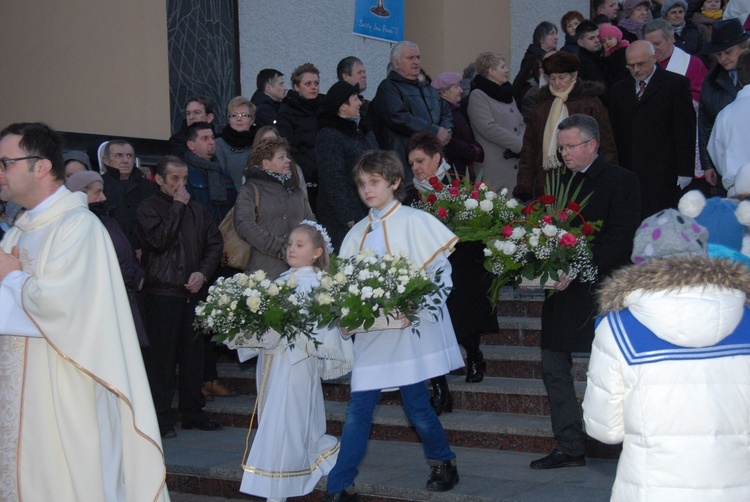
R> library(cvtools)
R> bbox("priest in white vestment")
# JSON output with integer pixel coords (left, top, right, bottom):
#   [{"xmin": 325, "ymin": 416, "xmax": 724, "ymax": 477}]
[{"xmin": 0, "ymin": 122, "xmax": 169, "ymax": 501}]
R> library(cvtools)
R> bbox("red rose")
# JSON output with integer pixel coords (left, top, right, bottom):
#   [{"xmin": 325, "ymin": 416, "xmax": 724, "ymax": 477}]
[
  {"xmin": 567, "ymin": 201, "xmax": 581, "ymax": 212},
  {"xmin": 434, "ymin": 182, "xmax": 444, "ymax": 191},
  {"xmin": 559, "ymin": 232, "xmax": 577, "ymax": 247},
  {"xmin": 427, "ymin": 193, "xmax": 437, "ymax": 203},
  {"xmin": 539, "ymin": 195, "xmax": 556, "ymax": 205},
  {"xmin": 429, "ymin": 176, "xmax": 440, "ymax": 187},
  {"xmin": 451, "ymin": 179, "xmax": 461, "ymax": 188},
  {"xmin": 542, "ymin": 215, "xmax": 553, "ymax": 225},
  {"xmin": 558, "ymin": 210, "xmax": 570, "ymax": 222},
  {"xmin": 582, "ymin": 223, "xmax": 594, "ymax": 235},
  {"xmin": 521, "ymin": 203, "xmax": 536, "ymax": 215},
  {"xmin": 471, "ymin": 190, "xmax": 480, "ymax": 199},
  {"xmin": 449, "ymin": 187, "xmax": 459, "ymax": 197},
  {"xmin": 501, "ymin": 224, "xmax": 514, "ymax": 237},
  {"xmin": 437, "ymin": 207, "xmax": 448, "ymax": 219}
]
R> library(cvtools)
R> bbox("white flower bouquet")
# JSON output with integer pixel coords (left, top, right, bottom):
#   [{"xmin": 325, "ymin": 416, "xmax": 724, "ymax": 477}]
[
  {"xmin": 194, "ymin": 270, "xmax": 316, "ymax": 349},
  {"xmin": 309, "ymin": 249, "xmax": 449, "ymax": 335}
]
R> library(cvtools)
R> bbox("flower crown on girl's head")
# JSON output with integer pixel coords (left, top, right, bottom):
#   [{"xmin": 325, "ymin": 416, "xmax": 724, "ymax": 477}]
[{"xmin": 300, "ymin": 220, "xmax": 334, "ymax": 254}]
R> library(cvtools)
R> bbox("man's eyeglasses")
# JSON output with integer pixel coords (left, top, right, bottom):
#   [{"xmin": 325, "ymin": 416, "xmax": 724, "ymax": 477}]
[
  {"xmin": 557, "ymin": 140, "xmax": 593, "ymax": 154},
  {"xmin": 0, "ymin": 156, "xmax": 41, "ymax": 172},
  {"xmin": 626, "ymin": 55, "xmax": 653, "ymax": 70},
  {"xmin": 229, "ymin": 113, "xmax": 252, "ymax": 119}
]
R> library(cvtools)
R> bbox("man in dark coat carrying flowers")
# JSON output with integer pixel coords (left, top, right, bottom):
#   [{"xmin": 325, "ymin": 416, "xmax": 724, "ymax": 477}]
[{"xmin": 530, "ymin": 114, "xmax": 641, "ymax": 470}]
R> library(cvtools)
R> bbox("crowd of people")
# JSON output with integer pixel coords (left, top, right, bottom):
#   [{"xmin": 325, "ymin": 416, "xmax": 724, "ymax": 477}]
[{"xmin": 1, "ymin": 1, "xmax": 750, "ymax": 501}]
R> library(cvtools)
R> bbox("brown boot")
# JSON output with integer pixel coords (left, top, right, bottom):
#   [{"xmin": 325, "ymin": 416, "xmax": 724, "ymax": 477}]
[{"xmin": 202, "ymin": 380, "xmax": 237, "ymax": 398}]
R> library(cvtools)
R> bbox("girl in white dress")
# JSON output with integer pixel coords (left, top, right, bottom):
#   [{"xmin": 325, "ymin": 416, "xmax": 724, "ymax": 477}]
[{"xmin": 239, "ymin": 221, "xmax": 353, "ymax": 502}]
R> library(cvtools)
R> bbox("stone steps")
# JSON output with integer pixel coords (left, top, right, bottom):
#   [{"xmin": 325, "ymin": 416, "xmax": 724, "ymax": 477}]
[{"xmin": 165, "ymin": 427, "xmax": 617, "ymax": 502}]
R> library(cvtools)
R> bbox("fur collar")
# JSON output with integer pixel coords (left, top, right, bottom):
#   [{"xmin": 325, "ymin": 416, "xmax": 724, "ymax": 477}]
[
  {"xmin": 598, "ymin": 256, "xmax": 750, "ymax": 314},
  {"xmin": 472, "ymin": 75, "xmax": 515, "ymax": 104}
]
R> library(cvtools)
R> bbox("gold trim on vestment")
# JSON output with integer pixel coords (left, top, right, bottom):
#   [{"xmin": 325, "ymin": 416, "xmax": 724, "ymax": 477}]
[
  {"xmin": 242, "ymin": 442, "xmax": 340, "ymax": 478},
  {"xmin": 18, "ymin": 276, "xmax": 168, "ymax": 501}
]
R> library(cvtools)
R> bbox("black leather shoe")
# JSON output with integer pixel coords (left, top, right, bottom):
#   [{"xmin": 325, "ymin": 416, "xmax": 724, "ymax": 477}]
[
  {"xmin": 181, "ymin": 419, "xmax": 223, "ymax": 431},
  {"xmin": 465, "ymin": 350, "xmax": 486, "ymax": 383},
  {"xmin": 429, "ymin": 376, "xmax": 453, "ymax": 416},
  {"xmin": 529, "ymin": 449, "xmax": 586, "ymax": 469},
  {"xmin": 323, "ymin": 488, "xmax": 359, "ymax": 501},
  {"xmin": 160, "ymin": 426, "xmax": 176, "ymax": 439},
  {"xmin": 426, "ymin": 460, "xmax": 459, "ymax": 492}
]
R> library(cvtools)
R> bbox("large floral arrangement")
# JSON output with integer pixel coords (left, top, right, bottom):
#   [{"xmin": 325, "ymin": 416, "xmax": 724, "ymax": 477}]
[
  {"xmin": 414, "ymin": 171, "xmax": 521, "ymax": 242},
  {"xmin": 483, "ymin": 172, "xmax": 601, "ymax": 302},
  {"xmin": 308, "ymin": 249, "xmax": 449, "ymax": 334},
  {"xmin": 194, "ymin": 270, "xmax": 316, "ymax": 348}
]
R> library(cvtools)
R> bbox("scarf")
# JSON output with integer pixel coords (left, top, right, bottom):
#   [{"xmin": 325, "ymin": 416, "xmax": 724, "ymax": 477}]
[
  {"xmin": 247, "ymin": 166, "xmax": 299, "ymax": 193},
  {"xmin": 219, "ymin": 126, "xmax": 255, "ymax": 149},
  {"xmin": 671, "ymin": 21, "xmax": 686, "ymax": 35},
  {"xmin": 701, "ymin": 9, "xmax": 723, "ymax": 19},
  {"xmin": 542, "ymin": 80, "xmax": 576, "ymax": 170},
  {"xmin": 412, "ymin": 159, "xmax": 450, "ymax": 192},
  {"xmin": 472, "ymin": 74, "xmax": 515, "ymax": 104},
  {"xmin": 184, "ymin": 151, "xmax": 228, "ymax": 204},
  {"xmin": 619, "ymin": 17, "xmax": 648, "ymax": 39}
]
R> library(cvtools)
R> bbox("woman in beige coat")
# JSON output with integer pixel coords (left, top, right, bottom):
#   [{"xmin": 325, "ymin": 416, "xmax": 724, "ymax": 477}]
[
  {"xmin": 234, "ymin": 137, "xmax": 314, "ymax": 279},
  {"xmin": 467, "ymin": 52, "xmax": 526, "ymax": 193}
]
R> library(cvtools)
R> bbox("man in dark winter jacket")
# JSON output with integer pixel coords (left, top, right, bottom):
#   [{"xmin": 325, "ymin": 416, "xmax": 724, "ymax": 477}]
[
  {"xmin": 576, "ymin": 21, "xmax": 607, "ymax": 86},
  {"xmin": 370, "ymin": 41, "xmax": 452, "ymax": 183},
  {"xmin": 168, "ymin": 96, "xmax": 216, "ymax": 157},
  {"xmin": 251, "ymin": 69, "xmax": 287, "ymax": 127}
]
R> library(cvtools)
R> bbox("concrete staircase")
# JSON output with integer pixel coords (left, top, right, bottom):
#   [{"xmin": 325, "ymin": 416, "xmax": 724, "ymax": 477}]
[{"xmin": 165, "ymin": 289, "xmax": 620, "ymax": 501}]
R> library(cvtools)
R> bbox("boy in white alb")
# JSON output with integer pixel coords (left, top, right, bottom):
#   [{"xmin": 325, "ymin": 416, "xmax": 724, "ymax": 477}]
[{"xmin": 324, "ymin": 150, "xmax": 464, "ymax": 502}]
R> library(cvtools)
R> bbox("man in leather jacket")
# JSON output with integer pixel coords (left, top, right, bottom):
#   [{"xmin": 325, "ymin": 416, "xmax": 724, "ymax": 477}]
[{"xmin": 136, "ymin": 155, "xmax": 223, "ymax": 438}]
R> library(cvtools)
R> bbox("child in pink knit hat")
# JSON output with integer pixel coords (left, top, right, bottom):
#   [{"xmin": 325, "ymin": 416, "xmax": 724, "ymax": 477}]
[{"xmin": 599, "ymin": 24, "xmax": 630, "ymax": 56}]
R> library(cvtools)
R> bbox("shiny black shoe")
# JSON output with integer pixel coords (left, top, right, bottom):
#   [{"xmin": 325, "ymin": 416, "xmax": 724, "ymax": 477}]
[
  {"xmin": 323, "ymin": 488, "xmax": 359, "ymax": 501},
  {"xmin": 429, "ymin": 376, "xmax": 453, "ymax": 416},
  {"xmin": 529, "ymin": 449, "xmax": 586, "ymax": 469},
  {"xmin": 465, "ymin": 350, "xmax": 486, "ymax": 383},
  {"xmin": 426, "ymin": 460, "xmax": 459, "ymax": 492},
  {"xmin": 181, "ymin": 419, "xmax": 223, "ymax": 431}
]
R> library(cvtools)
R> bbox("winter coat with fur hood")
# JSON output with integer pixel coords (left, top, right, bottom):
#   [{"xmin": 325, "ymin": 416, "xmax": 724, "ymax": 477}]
[{"xmin": 583, "ymin": 256, "xmax": 750, "ymax": 502}]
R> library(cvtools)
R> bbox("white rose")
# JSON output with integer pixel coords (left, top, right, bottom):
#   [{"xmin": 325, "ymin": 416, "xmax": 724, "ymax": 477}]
[
  {"xmin": 464, "ymin": 198, "xmax": 479, "ymax": 210},
  {"xmin": 511, "ymin": 227, "xmax": 526, "ymax": 240},
  {"xmin": 341, "ymin": 307, "xmax": 350, "ymax": 316},
  {"xmin": 502, "ymin": 241, "xmax": 517, "ymax": 255},
  {"xmin": 219, "ymin": 294, "xmax": 230, "ymax": 306},
  {"xmin": 196, "ymin": 305, "xmax": 205, "ymax": 316},
  {"xmin": 541, "ymin": 224, "xmax": 558, "ymax": 237},
  {"xmin": 288, "ymin": 294, "xmax": 299, "ymax": 305},
  {"xmin": 348, "ymin": 284, "xmax": 360, "ymax": 295},
  {"xmin": 246, "ymin": 296, "xmax": 262, "ymax": 313},
  {"xmin": 230, "ymin": 301, "xmax": 237, "ymax": 310},
  {"xmin": 286, "ymin": 275, "xmax": 298, "ymax": 288},
  {"xmin": 260, "ymin": 279, "xmax": 271, "ymax": 288},
  {"xmin": 479, "ymin": 199, "xmax": 493, "ymax": 213},
  {"xmin": 373, "ymin": 287, "xmax": 385, "ymax": 298},
  {"xmin": 358, "ymin": 269, "xmax": 371, "ymax": 281},
  {"xmin": 506, "ymin": 198, "xmax": 518, "ymax": 209},
  {"xmin": 493, "ymin": 239, "xmax": 504, "ymax": 250},
  {"xmin": 529, "ymin": 235, "xmax": 540, "ymax": 248},
  {"xmin": 500, "ymin": 187, "xmax": 509, "ymax": 197},
  {"xmin": 253, "ymin": 270, "xmax": 266, "ymax": 282},
  {"xmin": 361, "ymin": 286, "xmax": 374, "ymax": 299},
  {"xmin": 267, "ymin": 284, "xmax": 280, "ymax": 296},
  {"xmin": 344, "ymin": 264, "xmax": 355, "ymax": 275},
  {"xmin": 485, "ymin": 190, "xmax": 497, "ymax": 201},
  {"xmin": 532, "ymin": 227, "xmax": 542, "ymax": 235},
  {"xmin": 397, "ymin": 284, "xmax": 406, "ymax": 294},
  {"xmin": 334, "ymin": 272, "xmax": 346, "ymax": 284},
  {"xmin": 316, "ymin": 292, "xmax": 332, "ymax": 305},
  {"xmin": 321, "ymin": 276, "xmax": 335, "ymax": 288},
  {"xmin": 483, "ymin": 247, "xmax": 492, "ymax": 257},
  {"xmin": 478, "ymin": 182, "xmax": 488, "ymax": 191}
]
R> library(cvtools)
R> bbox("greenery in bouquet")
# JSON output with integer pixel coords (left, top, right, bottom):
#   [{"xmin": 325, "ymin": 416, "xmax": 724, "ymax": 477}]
[
  {"xmin": 413, "ymin": 170, "xmax": 522, "ymax": 242},
  {"xmin": 483, "ymin": 170, "xmax": 601, "ymax": 302},
  {"xmin": 308, "ymin": 249, "xmax": 449, "ymax": 334},
  {"xmin": 194, "ymin": 270, "xmax": 316, "ymax": 348}
]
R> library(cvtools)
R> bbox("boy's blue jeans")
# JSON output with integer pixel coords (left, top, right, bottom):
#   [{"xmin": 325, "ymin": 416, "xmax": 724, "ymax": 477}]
[{"xmin": 326, "ymin": 380, "xmax": 455, "ymax": 492}]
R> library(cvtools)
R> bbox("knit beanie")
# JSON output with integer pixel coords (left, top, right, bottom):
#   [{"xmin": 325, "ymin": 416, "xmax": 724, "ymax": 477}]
[
  {"xmin": 66, "ymin": 171, "xmax": 104, "ymax": 193},
  {"xmin": 599, "ymin": 24, "xmax": 623, "ymax": 41},
  {"xmin": 678, "ymin": 190, "xmax": 750, "ymax": 252},
  {"xmin": 631, "ymin": 208, "xmax": 708, "ymax": 263},
  {"xmin": 431, "ymin": 72, "xmax": 462, "ymax": 92},
  {"xmin": 321, "ymin": 81, "xmax": 360, "ymax": 115},
  {"xmin": 662, "ymin": 0, "xmax": 688, "ymax": 17},
  {"xmin": 63, "ymin": 150, "xmax": 92, "ymax": 171}
]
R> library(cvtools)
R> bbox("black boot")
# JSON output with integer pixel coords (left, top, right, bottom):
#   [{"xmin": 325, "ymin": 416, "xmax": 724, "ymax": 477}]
[
  {"xmin": 465, "ymin": 349, "xmax": 486, "ymax": 383},
  {"xmin": 426, "ymin": 459, "xmax": 459, "ymax": 491},
  {"xmin": 323, "ymin": 488, "xmax": 359, "ymax": 501},
  {"xmin": 429, "ymin": 375, "xmax": 453, "ymax": 415}
]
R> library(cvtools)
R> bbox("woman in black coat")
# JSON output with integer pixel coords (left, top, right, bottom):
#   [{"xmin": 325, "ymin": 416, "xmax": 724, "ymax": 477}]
[
  {"xmin": 277, "ymin": 62, "xmax": 325, "ymax": 210},
  {"xmin": 315, "ymin": 81, "xmax": 377, "ymax": 250},
  {"xmin": 512, "ymin": 21, "xmax": 559, "ymax": 104}
]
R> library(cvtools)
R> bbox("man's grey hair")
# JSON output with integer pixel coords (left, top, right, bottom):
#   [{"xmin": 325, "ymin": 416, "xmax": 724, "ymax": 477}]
[
  {"xmin": 103, "ymin": 139, "xmax": 133, "ymax": 160},
  {"xmin": 643, "ymin": 18, "xmax": 674, "ymax": 39},
  {"xmin": 390, "ymin": 41, "xmax": 419, "ymax": 63},
  {"xmin": 558, "ymin": 114, "xmax": 600, "ymax": 144}
]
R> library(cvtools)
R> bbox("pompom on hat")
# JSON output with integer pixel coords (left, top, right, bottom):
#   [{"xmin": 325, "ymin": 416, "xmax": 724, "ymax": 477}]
[
  {"xmin": 631, "ymin": 208, "xmax": 708, "ymax": 264},
  {"xmin": 678, "ymin": 190, "xmax": 750, "ymax": 252}
]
